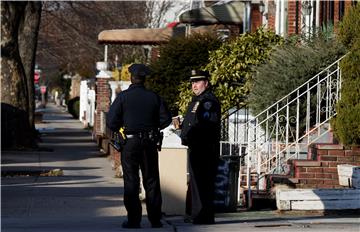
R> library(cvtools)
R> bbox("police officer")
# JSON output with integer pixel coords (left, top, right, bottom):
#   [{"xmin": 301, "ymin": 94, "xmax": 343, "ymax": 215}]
[
  {"xmin": 180, "ymin": 70, "xmax": 221, "ymax": 224},
  {"xmin": 107, "ymin": 64, "xmax": 171, "ymax": 229}
]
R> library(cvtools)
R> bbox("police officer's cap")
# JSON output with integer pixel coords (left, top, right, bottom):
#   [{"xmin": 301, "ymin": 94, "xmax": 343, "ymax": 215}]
[
  {"xmin": 128, "ymin": 64, "xmax": 151, "ymax": 77},
  {"xmin": 189, "ymin": 70, "xmax": 209, "ymax": 82}
]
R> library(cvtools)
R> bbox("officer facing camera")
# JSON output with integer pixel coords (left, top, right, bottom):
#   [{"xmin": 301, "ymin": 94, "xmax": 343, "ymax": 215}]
[
  {"xmin": 180, "ymin": 69, "xmax": 221, "ymax": 225},
  {"xmin": 107, "ymin": 63, "xmax": 171, "ymax": 229}
]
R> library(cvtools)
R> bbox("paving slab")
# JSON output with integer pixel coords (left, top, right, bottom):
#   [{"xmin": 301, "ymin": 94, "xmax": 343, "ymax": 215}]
[{"xmin": 2, "ymin": 103, "xmax": 359, "ymax": 232}]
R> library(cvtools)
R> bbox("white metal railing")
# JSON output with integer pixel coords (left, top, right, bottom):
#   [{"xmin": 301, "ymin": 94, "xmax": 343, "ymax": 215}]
[{"xmin": 220, "ymin": 55, "xmax": 345, "ymax": 207}]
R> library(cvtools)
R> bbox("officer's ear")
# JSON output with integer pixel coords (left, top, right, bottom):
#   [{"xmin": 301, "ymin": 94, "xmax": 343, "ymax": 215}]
[{"xmin": 205, "ymin": 79, "xmax": 209, "ymax": 88}]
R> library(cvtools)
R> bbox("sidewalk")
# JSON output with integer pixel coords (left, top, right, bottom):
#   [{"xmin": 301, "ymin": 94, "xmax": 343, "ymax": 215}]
[{"xmin": 1, "ymin": 103, "xmax": 359, "ymax": 232}]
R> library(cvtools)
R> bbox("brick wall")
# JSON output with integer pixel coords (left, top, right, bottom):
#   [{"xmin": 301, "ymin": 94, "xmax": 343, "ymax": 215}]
[
  {"xmin": 109, "ymin": 145, "xmax": 122, "ymax": 178},
  {"xmin": 251, "ymin": 4, "xmax": 262, "ymax": 32},
  {"xmin": 291, "ymin": 145, "xmax": 360, "ymax": 189},
  {"xmin": 266, "ymin": 0, "xmax": 355, "ymax": 36},
  {"xmin": 93, "ymin": 74, "xmax": 123, "ymax": 178},
  {"xmin": 150, "ymin": 47, "xmax": 160, "ymax": 61},
  {"xmin": 95, "ymin": 78, "xmax": 111, "ymax": 136},
  {"xmin": 287, "ymin": 0, "xmax": 300, "ymax": 35}
]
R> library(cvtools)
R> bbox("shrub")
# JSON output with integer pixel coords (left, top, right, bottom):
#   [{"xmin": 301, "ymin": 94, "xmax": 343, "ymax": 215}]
[
  {"xmin": 248, "ymin": 33, "xmax": 346, "ymax": 139},
  {"xmin": 67, "ymin": 96, "xmax": 80, "ymax": 119},
  {"xmin": 332, "ymin": 4, "xmax": 360, "ymax": 145},
  {"xmin": 337, "ymin": 4, "xmax": 360, "ymax": 49},
  {"xmin": 120, "ymin": 64, "xmax": 131, "ymax": 81},
  {"xmin": 147, "ymin": 33, "xmax": 222, "ymax": 115},
  {"xmin": 202, "ymin": 28, "xmax": 283, "ymax": 115},
  {"xmin": 332, "ymin": 50, "xmax": 360, "ymax": 145}
]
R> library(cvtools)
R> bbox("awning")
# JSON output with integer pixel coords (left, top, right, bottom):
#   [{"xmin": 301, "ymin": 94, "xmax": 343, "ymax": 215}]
[
  {"xmin": 98, "ymin": 26, "xmax": 215, "ymax": 45},
  {"xmin": 98, "ymin": 27, "xmax": 186, "ymax": 45},
  {"xmin": 179, "ymin": 1, "xmax": 245, "ymax": 25}
]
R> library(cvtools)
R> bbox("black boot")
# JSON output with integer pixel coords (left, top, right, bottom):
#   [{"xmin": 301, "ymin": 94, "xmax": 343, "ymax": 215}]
[
  {"xmin": 151, "ymin": 221, "xmax": 163, "ymax": 228},
  {"xmin": 122, "ymin": 220, "xmax": 141, "ymax": 229}
]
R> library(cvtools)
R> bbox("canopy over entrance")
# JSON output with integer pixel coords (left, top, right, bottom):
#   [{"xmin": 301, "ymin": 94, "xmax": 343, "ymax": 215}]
[
  {"xmin": 179, "ymin": 1, "xmax": 245, "ymax": 25},
  {"xmin": 98, "ymin": 26, "xmax": 216, "ymax": 45},
  {"xmin": 98, "ymin": 27, "xmax": 186, "ymax": 45}
]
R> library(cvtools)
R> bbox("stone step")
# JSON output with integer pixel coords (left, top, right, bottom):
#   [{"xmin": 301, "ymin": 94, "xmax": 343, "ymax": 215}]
[
  {"xmin": 291, "ymin": 160, "xmax": 321, "ymax": 167},
  {"xmin": 276, "ymin": 188, "xmax": 360, "ymax": 210},
  {"xmin": 313, "ymin": 143, "xmax": 344, "ymax": 150},
  {"xmin": 268, "ymin": 174, "xmax": 299, "ymax": 186}
]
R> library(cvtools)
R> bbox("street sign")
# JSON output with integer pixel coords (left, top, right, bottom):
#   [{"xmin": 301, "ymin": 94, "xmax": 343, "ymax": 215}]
[
  {"xmin": 34, "ymin": 71, "xmax": 40, "ymax": 84},
  {"xmin": 40, "ymin": 86, "xmax": 47, "ymax": 94}
]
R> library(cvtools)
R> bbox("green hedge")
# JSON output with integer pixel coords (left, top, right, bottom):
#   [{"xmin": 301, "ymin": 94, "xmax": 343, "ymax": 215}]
[
  {"xmin": 68, "ymin": 96, "xmax": 80, "ymax": 119},
  {"xmin": 248, "ymin": 33, "xmax": 345, "ymax": 138},
  {"xmin": 332, "ymin": 4, "xmax": 360, "ymax": 146},
  {"xmin": 147, "ymin": 33, "xmax": 222, "ymax": 115},
  {"xmin": 332, "ymin": 46, "xmax": 360, "ymax": 145},
  {"xmin": 203, "ymin": 28, "xmax": 283, "ymax": 115}
]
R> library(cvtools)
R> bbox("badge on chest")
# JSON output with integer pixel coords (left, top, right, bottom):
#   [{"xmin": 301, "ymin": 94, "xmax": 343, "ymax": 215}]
[{"xmin": 191, "ymin": 101, "xmax": 200, "ymax": 113}]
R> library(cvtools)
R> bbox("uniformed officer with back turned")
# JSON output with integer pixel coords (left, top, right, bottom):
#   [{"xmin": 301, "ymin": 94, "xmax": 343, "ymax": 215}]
[
  {"xmin": 180, "ymin": 70, "xmax": 221, "ymax": 224},
  {"xmin": 106, "ymin": 63, "xmax": 171, "ymax": 229}
]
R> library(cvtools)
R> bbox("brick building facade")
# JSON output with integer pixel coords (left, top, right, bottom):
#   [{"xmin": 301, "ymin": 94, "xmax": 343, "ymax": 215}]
[{"xmin": 264, "ymin": 0, "xmax": 356, "ymax": 37}]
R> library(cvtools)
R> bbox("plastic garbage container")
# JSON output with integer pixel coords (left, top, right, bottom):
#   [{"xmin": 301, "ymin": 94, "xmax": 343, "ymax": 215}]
[{"xmin": 214, "ymin": 156, "xmax": 240, "ymax": 212}]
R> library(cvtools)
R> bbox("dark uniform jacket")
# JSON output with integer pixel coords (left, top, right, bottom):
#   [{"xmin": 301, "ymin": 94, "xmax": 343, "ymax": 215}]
[
  {"xmin": 180, "ymin": 89, "xmax": 221, "ymax": 146},
  {"xmin": 107, "ymin": 83, "xmax": 171, "ymax": 133}
]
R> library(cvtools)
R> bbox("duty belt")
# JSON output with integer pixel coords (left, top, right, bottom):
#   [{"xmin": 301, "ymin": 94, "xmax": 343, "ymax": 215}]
[{"xmin": 126, "ymin": 131, "xmax": 157, "ymax": 139}]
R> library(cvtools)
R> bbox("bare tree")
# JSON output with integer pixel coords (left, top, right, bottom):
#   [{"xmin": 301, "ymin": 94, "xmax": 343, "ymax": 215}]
[
  {"xmin": 37, "ymin": 1, "xmax": 190, "ymax": 86},
  {"xmin": 19, "ymin": 2, "xmax": 42, "ymax": 132},
  {"xmin": 146, "ymin": 0, "xmax": 190, "ymax": 28},
  {"xmin": 36, "ymin": 1, "xmax": 149, "ymax": 83},
  {"xmin": 1, "ymin": 1, "xmax": 42, "ymax": 149},
  {"xmin": 0, "ymin": 1, "xmax": 187, "ymax": 149}
]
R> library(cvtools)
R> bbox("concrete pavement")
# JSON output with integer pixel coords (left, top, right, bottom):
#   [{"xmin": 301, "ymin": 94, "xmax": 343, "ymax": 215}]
[{"xmin": 1, "ymin": 103, "xmax": 360, "ymax": 232}]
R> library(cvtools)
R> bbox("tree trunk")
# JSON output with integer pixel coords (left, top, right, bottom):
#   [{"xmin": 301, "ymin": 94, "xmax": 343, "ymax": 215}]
[
  {"xmin": 18, "ymin": 2, "xmax": 42, "ymax": 131},
  {"xmin": 1, "ymin": 2, "xmax": 42, "ymax": 149}
]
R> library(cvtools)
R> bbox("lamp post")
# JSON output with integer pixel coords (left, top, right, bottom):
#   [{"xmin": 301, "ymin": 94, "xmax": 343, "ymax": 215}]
[
  {"xmin": 243, "ymin": 0, "xmax": 251, "ymax": 33},
  {"xmin": 302, "ymin": 0, "xmax": 312, "ymax": 15},
  {"xmin": 259, "ymin": 0, "xmax": 268, "ymax": 25},
  {"xmin": 61, "ymin": 74, "xmax": 72, "ymax": 106},
  {"xmin": 259, "ymin": 1, "xmax": 265, "ymax": 15},
  {"xmin": 302, "ymin": 0, "xmax": 312, "ymax": 36},
  {"xmin": 63, "ymin": 74, "xmax": 72, "ymax": 80}
]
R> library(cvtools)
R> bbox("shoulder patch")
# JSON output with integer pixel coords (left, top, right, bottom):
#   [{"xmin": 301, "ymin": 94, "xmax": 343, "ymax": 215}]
[
  {"xmin": 203, "ymin": 101, "xmax": 212, "ymax": 110},
  {"xmin": 203, "ymin": 111, "xmax": 210, "ymax": 119}
]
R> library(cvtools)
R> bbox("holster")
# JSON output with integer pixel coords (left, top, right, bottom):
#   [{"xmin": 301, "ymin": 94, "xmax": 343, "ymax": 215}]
[
  {"xmin": 111, "ymin": 129, "xmax": 127, "ymax": 152},
  {"xmin": 149, "ymin": 130, "xmax": 163, "ymax": 151},
  {"xmin": 157, "ymin": 131, "xmax": 164, "ymax": 151}
]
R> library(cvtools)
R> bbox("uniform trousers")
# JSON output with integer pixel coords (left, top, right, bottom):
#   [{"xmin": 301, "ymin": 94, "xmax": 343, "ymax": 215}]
[
  {"xmin": 187, "ymin": 143, "xmax": 219, "ymax": 223},
  {"xmin": 121, "ymin": 136, "xmax": 162, "ymax": 225}
]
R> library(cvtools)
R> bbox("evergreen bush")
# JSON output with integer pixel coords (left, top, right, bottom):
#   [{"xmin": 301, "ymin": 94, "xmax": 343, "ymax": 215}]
[
  {"xmin": 202, "ymin": 28, "xmax": 283, "ymax": 115},
  {"xmin": 332, "ymin": 4, "xmax": 360, "ymax": 145},
  {"xmin": 67, "ymin": 96, "xmax": 80, "ymax": 119},
  {"xmin": 248, "ymin": 33, "xmax": 346, "ymax": 139},
  {"xmin": 120, "ymin": 64, "xmax": 131, "ymax": 81},
  {"xmin": 336, "ymin": 4, "xmax": 360, "ymax": 50},
  {"xmin": 147, "ymin": 33, "xmax": 222, "ymax": 115}
]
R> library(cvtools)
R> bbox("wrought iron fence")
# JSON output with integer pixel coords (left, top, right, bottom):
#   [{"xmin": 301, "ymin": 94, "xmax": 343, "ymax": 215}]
[{"xmin": 220, "ymin": 55, "xmax": 345, "ymax": 208}]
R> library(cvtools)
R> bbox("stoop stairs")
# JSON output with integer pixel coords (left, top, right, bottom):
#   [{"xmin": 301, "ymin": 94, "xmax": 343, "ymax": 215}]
[{"xmin": 219, "ymin": 55, "xmax": 348, "ymax": 209}]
